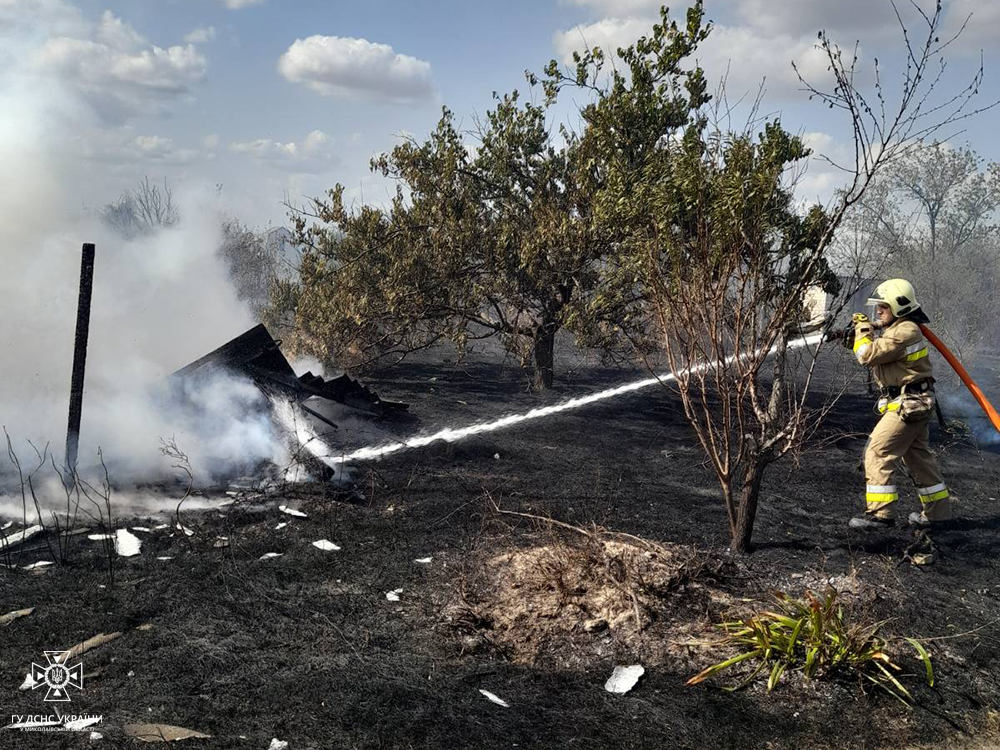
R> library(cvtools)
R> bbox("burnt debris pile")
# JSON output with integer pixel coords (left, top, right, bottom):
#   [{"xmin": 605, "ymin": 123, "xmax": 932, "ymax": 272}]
[{"xmin": 172, "ymin": 324, "xmax": 408, "ymax": 420}]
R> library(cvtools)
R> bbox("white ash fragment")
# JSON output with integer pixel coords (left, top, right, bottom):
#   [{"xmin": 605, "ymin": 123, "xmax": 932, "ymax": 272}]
[
  {"xmin": 268, "ymin": 740, "xmax": 289, "ymax": 750},
  {"xmin": 478, "ymin": 689, "xmax": 510, "ymax": 708},
  {"xmin": 259, "ymin": 552, "xmax": 283, "ymax": 560},
  {"xmin": 115, "ymin": 529, "xmax": 142, "ymax": 557},
  {"xmin": 88, "ymin": 534, "xmax": 114, "ymax": 541},
  {"xmin": 386, "ymin": 589, "xmax": 403, "ymax": 602},
  {"xmin": 5, "ymin": 524, "xmax": 42, "ymax": 547},
  {"xmin": 153, "ymin": 524, "xmax": 169, "ymax": 530},
  {"xmin": 279, "ymin": 505, "xmax": 308, "ymax": 518},
  {"xmin": 312, "ymin": 540, "xmax": 340, "ymax": 551},
  {"xmin": 275, "ymin": 522, "xmax": 288, "ymax": 530},
  {"xmin": 604, "ymin": 665, "xmax": 644, "ymax": 694},
  {"xmin": 132, "ymin": 527, "xmax": 152, "ymax": 533},
  {"xmin": 414, "ymin": 557, "xmax": 433, "ymax": 564},
  {"xmin": 156, "ymin": 557, "xmax": 173, "ymax": 561},
  {"xmin": 22, "ymin": 560, "xmax": 53, "ymax": 570},
  {"xmin": 176, "ymin": 523, "xmax": 195, "ymax": 537}
]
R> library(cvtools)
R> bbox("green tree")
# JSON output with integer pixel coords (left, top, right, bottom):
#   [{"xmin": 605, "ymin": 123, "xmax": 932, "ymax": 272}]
[{"xmin": 289, "ymin": 94, "xmax": 608, "ymax": 388}]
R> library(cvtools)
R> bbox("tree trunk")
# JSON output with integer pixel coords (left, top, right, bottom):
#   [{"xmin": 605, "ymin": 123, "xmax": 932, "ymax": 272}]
[
  {"xmin": 766, "ymin": 329, "xmax": 789, "ymax": 425},
  {"xmin": 730, "ymin": 460, "xmax": 767, "ymax": 553},
  {"xmin": 532, "ymin": 324, "xmax": 557, "ymax": 391}
]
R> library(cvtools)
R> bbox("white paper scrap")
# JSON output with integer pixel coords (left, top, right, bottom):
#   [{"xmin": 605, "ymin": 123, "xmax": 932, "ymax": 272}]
[
  {"xmin": 275, "ymin": 522, "xmax": 288, "ymax": 530},
  {"xmin": 88, "ymin": 534, "xmax": 114, "ymax": 541},
  {"xmin": 386, "ymin": 589, "xmax": 403, "ymax": 602},
  {"xmin": 604, "ymin": 665, "xmax": 645, "ymax": 694},
  {"xmin": 279, "ymin": 505, "xmax": 308, "ymax": 518},
  {"xmin": 312, "ymin": 540, "xmax": 340, "ymax": 551},
  {"xmin": 415, "ymin": 557, "xmax": 433, "ymax": 564},
  {"xmin": 6, "ymin": 524, "xmax": 42, "ymax": 547},
  {"xmin": 268, "ymin": 739, "xmax": 289, "ymax": 750},
  {"xmin": 259, "ymin": 552, "xmax": 283, "ymax": 560},
  {"xmin": 156, "ymin": 556, "xmax": 174, "ymax": 561},
  {"xmin": 478, "ymin": 689, "xmax": 510, "ymax": 708},
  {"xmin": 115, "ymin": 529, "xmax": 142, "ymax": 557},
  {"xmin": 22, "ymin": 561, "xmax": 53, "ymax": 570},
  {"xmin": 132, "ymin": 527, "xmax": 152, "ymax": 533}
]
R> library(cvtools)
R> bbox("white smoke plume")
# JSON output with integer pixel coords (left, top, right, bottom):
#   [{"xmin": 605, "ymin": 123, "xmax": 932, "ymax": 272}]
[
  {"xmin": 0, "ymin": 17, "xmax": 298, "ymax": 495},
  {"xmin": 940, "ymin": 393, "xmax": 1000, "ymax": 447},
  {"xmin": 0, "ymin": 192, "xmax": 303, "ymax": 487}
]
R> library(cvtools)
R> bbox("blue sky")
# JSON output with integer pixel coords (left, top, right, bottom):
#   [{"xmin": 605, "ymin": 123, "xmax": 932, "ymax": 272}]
[{"xmin": 2, "ymin": 0, "xmax": 998, "ymax": 228}]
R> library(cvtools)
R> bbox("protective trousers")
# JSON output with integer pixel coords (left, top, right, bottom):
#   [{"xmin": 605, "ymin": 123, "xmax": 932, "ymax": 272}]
[{"xmin": 864, "ymin": 412, "xmax": 951, "ymax": 521}]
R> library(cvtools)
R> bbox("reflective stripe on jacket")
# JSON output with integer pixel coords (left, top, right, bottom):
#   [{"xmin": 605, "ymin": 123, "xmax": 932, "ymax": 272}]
[{"xmin": 853, "ymin": 318, "xmax": 934, "ymax": 389}]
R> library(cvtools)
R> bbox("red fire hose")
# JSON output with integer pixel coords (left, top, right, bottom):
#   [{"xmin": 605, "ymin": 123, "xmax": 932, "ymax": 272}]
[{"xmin": 920, "ymin": 324, "xmax": 1000, "ymax": 434}]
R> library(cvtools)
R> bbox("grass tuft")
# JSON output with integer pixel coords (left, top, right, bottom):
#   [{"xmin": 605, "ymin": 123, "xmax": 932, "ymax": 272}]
[{"xmin": 687, "ymin": 588, "xmax": 934, "ymax": 703}]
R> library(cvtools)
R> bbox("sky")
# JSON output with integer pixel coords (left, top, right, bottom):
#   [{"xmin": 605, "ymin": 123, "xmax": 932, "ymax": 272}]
[{"xmin": 2, "ymin": 0, "xmax": 998, "ymax": 230}]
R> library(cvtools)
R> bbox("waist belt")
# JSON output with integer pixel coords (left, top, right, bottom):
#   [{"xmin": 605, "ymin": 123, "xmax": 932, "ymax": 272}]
[{"xmin": 883, "ymin": 378, "xmax": 934, "ymax": 399}]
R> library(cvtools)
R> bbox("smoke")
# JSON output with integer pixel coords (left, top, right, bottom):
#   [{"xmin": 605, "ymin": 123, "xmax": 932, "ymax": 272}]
[
  {"xmin": 0, "ymin": 191, "xmax": 313, "ymax": 486},
  {"xmin": 940, "ymin": 392, "xmax": 1000, "ymax": 447},
  {"xmin": 0, "ymin": 64, "xmax": 297, "ymax": 492},
  {"xmin": 0, "ymin": 0, "xmax": 324, "ymax": 499}
]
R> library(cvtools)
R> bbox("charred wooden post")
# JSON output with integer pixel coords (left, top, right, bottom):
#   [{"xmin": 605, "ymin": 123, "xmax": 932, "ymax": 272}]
[{"xmin": 65, "ymin": 243, "xmax": 96, "ymax": 475}]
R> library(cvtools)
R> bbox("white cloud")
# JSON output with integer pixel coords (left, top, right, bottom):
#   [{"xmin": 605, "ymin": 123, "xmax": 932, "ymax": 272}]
[
  {"xmin": 801, "ymin": 131, "xmax": 833, "ymax": 153},
  {"xmin": 278, "ymin": 35, "xmax": 436, "ymax": 104},
  {"xmin": 229, "ymin": 129, "xmax": 338, "ymax": 173},
  {"xmin": 552, "ymin": 15, "xmax": 844, "ymax": 103},
  {"xmin": 942, "ymin": 0, "xmax": 1000, "ymax": 50},
  {"xmin": 695, "ymin": 25, "xmax": 836, "ymax": 102},
  {"xmin": 183, "ymin": 26, "xmax": 216, "ymax": 44},
  {"xmin": 28, "ymin": 10, "xmax": 206, "ymax": 123},
  {"xmin": 723, "ymin": 0, "xmax": 901, "ymax": 39},
  {"xmin": 559, "ymin": 0, "xmax": 663, "ymax": 14},
  {"xmin": 0, "ymin": 0, "xmax": 88, "ymax": 38},
  {"xmin": 553, "ymin": 17, "xmax": 652, "ymax": 65},
  {"xmin": 203, "ymin": 133, "xmax": 220, "ymax": 149},
  {"xmin": 80, "ymin": 130, "xmax": 207, "ymax": 165}
]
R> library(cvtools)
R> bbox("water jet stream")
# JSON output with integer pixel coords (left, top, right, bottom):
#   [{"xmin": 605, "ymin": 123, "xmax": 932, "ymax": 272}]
[{"xmin": 304, "ymin": 334, "xmax": 824, "ymax": 467}]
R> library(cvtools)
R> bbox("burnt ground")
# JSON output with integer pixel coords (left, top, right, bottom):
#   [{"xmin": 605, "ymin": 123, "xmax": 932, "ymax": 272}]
[{"xmin": 2, "ymin": 344, "xmax": 1000, "ymax": 749}]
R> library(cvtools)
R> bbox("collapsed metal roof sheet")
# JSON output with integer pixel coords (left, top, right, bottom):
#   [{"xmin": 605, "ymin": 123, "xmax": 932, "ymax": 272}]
[{"xmin": 172, "ymin": 324, "xmax": 408, "ymax": 417}]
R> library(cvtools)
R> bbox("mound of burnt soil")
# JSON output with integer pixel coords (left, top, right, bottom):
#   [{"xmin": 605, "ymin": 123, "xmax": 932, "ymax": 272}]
[{"xmin": 445, "ymin": 532, "xmax": 732, "ymax": 671}]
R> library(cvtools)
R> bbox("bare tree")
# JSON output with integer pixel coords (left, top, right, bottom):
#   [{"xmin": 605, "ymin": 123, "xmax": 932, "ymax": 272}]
[
  {"xmin": 550, "ymin": 1, "xmax": 993, "ymax": 552},
  {"xmin": 101, "ymin": 176, "xmax": 179, "ymax": 239}
]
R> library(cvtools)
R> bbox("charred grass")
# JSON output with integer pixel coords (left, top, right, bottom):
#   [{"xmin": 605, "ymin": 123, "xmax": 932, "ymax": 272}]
[{"xmin": 2, "ymin": 348, "xmax": 1000, "ymax": 748}]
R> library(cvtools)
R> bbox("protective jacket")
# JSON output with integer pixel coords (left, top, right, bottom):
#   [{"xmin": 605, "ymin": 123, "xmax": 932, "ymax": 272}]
[{"xmin": 854, "ymin": 318, "xmax": 933, "ymax": 388}]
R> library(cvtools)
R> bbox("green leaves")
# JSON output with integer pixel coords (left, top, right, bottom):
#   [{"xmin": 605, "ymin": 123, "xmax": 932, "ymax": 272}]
[{"xmin": 688, "ymin": 589, "xmax": 935, "ymax": 703}]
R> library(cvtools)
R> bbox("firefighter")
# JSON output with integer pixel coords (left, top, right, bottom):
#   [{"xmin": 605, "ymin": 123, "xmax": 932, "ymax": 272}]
[{"xmin": 847, "ymin": 278, "xmax": 952, "ymax": 529}]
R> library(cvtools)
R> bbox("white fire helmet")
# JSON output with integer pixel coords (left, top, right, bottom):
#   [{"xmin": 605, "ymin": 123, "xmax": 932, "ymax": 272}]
[{"xmin": 866, "ymin": 278, "xmax": 920, "ymax": 317}]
